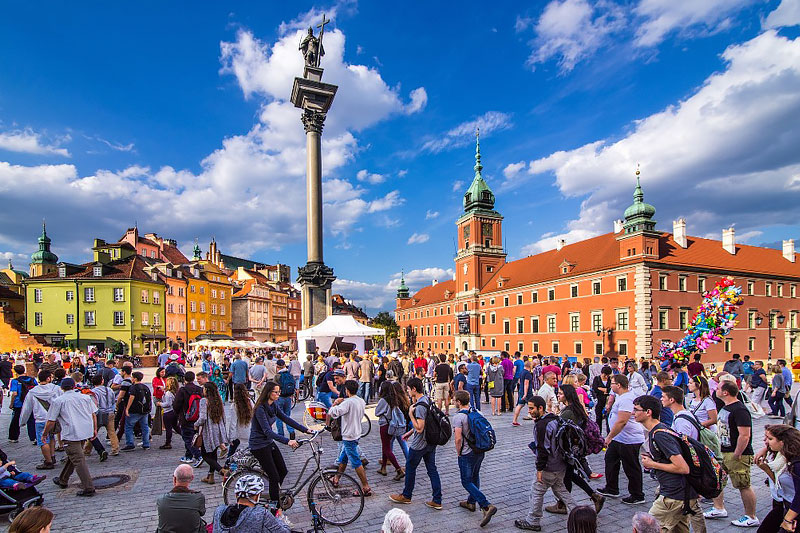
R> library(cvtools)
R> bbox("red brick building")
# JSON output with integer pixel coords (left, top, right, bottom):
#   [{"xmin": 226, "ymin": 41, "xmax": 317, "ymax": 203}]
[{"xmin": 396, "ymin": 143, "xmax": 800, "ymax": 365}]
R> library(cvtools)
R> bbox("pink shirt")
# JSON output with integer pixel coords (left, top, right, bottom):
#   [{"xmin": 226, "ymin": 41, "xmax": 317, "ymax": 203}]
[{"xmin": 500, "ymin": 359, "xmax": 515, "ymax": 379}]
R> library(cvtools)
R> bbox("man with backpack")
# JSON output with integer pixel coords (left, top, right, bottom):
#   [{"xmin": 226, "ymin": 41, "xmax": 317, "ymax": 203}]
[
  {"xmin": 632, "ymin": 395, "xmax": 706, "ymax": 533},
  {"xmin": 452, "ymin": 390, "xmax": 497, "ymax": 527},
  {"xmin": 19, "ymin": 370, "xmax": 61, "ymax": 469},
  {"xmin": 514, "ymin": 395, "xmax": 576, "ymax": 531},
  {"xmin": 275, "ymin": 359, "xmax": 296, "ymax": 440},
  {"xmin": 660, "ymin": 386, "xmax": 699, "ymax": 440},
  {"xmin": 8, "ymin": 365, "xmax": 37, "ymax": 444},
  {"xmin": 121, "ymin": 371, "xmax": 152, "ymax": 451},
  {"xmin": 390, "ymin": 377, "xmax": 444, "ymax": 509},
  {"xmin": 173, "ymin": 371, "xmax": 204, "ymax": 466}
]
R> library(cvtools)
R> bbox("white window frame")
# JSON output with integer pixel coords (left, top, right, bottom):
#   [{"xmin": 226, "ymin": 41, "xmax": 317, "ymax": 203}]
[
  {"xmin": 552, "ymin": 341, "xmax": 560, "ymax": 354},
  {"xmin": 84, "ymin": 287, "xmax": 95, "ymax": 302},
  {"xmin": 547, "ymin": 315, "xmax": 557, "ymax": 333},
  {"xmin": 66, "ymin": 290, "xmax": 74, "ymax": 301},
  {"xmin": 569, "ymin": 312, "xmax": 580, "ymax": 332},
  {"xmin": 113, "ymin": 288, "xmax": 124, "ymax": 302},
  {"xmin": 84, "ymin": 311, "xmax": 96, "ymax": 326},
  {"xmin": 34, "ymin": 289, "xmax": 42, "ymax": 303},
  {"xmin": 66, "ymin": 313, "xmax": 74, "ymax": 325},
  {"xmin": 113, "ymin": 311, "xmax": 125, "ymax": 326},
  {"xmin": 34, "ymin": 312, "xmax": 43, "ymax": 327}
]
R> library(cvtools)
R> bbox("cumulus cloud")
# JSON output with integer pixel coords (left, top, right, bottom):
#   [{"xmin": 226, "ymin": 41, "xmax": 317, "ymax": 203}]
[
  {"xmin": 503, "ymin": 161, "xmax": 527, "ymax": 179},
  {"xmin": 763, "ymin": 0, "xmax": 800, "ymax": 29},
  {"xmin": 633, "ymin": 0, "xmax": 752, "ymax": 47},
  {"xmin": 333, "ymin": 266, "xmax": 455, "ymax": 312},
  {"xmin": 356, "ymin": 169, "xmax": 385, "ymax": 184},
  {"xmin": 0, "ymin": 13, "xmax": 417, "ymax": 261},
  {"xmin": 515, "ymin": 31, "xmax": 800, "ymax": 255},
  {"xmin": 404, "ymin": 87, "xmax": 428, "ymax": 114},
  {"xmin": 421, "ymin": 111, "xmax": 513, "ymax": 153},
  {"xmin": 425, "ymin": 210, "xmax": 439, "ymax": 219},
  {"xmin": 407, "ymin": 232, "xmax": 430, "ymax": 245},
  {"xmin": 0, "ymin": 129, "xmax": 70, "ymax": 157}
]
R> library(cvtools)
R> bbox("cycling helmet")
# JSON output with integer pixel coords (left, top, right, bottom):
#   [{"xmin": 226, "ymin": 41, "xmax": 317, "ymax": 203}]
[{"xmin": 234, "ymin": 474, "xmax": 265, "ymax": 501}]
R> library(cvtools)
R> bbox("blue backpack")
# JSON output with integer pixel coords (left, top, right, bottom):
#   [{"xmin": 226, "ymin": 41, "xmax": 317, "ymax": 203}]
[{"xmin": 463, "ymin": 408, "xmax": 496, "ymax": 453}]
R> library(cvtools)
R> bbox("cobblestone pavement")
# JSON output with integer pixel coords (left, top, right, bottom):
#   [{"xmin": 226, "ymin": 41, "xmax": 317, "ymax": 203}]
[{"xmin": 0, "ymin": 373, "xmax": 782, "ymax": 532}]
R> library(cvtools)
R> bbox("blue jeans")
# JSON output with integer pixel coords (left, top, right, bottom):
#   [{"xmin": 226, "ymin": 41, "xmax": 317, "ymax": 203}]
[
  {"xmin": 402, "ymin": 445, "xmax": 442, "ymax": 504},
  {"xmin": 124, "ymin": 413, "xmax": 150, "ymax": 448},
  {"xmin": 466, "ymin": 383, "xmax": 481, "ymax": 411},
  {"xmin": 336, "ymin": 439, "xmax": 363, "ymax": 469},
  {"xmin": 357, "ymin": 382, "xmax": 370, "ymax": 402},
  {"xmin": 316, "ymin": 391, "xmax": 334, "ymax": 408},
  {"xmin": 391, "ymin": 434, "xmax": 409, "ymax": 460},
  {"xmin": 458, "ymin": 452, "xmax": 489, "ymax": 508},
  {"xmin": 181, "ymin": 425, "xmax": 201, "ymax": 460},
  {"xmin": 275, "ymin": 396, "xmax": 295, "ymax": 438}
]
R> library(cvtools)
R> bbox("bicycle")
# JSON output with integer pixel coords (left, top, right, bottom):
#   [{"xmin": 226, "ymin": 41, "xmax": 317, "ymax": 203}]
[
  {"xmin": 303, "ymin": 401, "xmax": 371, "ymax": 438},
  {"xmin": 222, "ymin": 430, "xmax": 364, "ymax": 526}
]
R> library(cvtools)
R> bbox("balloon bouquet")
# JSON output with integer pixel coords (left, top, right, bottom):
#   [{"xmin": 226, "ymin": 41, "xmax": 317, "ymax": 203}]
[{"xmin": 658, "ymin": 277, "xmax": 744, "ymax": 368}]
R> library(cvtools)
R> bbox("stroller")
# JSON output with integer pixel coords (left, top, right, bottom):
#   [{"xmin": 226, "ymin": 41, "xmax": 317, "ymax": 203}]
[{"xmin": 0, "ymin": 448, "xmax": 45, "ymax": 522}]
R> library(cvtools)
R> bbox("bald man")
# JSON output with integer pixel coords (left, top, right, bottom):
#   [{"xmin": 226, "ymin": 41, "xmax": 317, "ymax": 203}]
[{"xmin": 156, "ymin": 464, "xmax": 206, "ymax": 533}]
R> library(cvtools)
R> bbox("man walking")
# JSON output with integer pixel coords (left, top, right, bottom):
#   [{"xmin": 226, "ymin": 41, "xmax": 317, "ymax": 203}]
[
  {"xmin": 433, "ymin": 354, "xmax": 453, "ymax": 416},
  {"xmin": 501, "ymin": 352, "xmax": 515, "ymax": 413},
  {"xmin": 597, "ymin": 374, "xmax": 646, "ymax": 505},
  {"xmin": 275, "ymin": 360, "xmax": 296, "ymax": 440},
  {"xmin": 660, "ymin": 386, "xmax": 698, "ymax": 440},
  {"xmin": 452, "ymin": 390, "xmax": 497, "ymax": 527},
  {"xmin": 47, "ymin": 377, "xmax": 97, "ymax": 497},
  {"xmin": 390, "ymin": 377, "xmax": 442, "ymax": 509},
  {"xmin": 779, "ymin": 359, "xmax": 794, "ymax": 407},
  {"xmin": 514, "ymin": 395, "xmax": 576, "ymax": 531},
  {"xmin": 328, "ymin": 380, "xmax": 372, "ymax": 496},
  {"xmin": 357, "ymin": 352, "xmax": 373, "ymax": 402},
  {"xmin": 8, "ymin": 364, "xmax": 37, "ymax": 444},
  {"xmin": 466, "ymin": 356, "xmax": 482, "ymax": 411},
  {"xmin": 249, "ymin": 357, "xmax": 267, "ymax": 398},
  {"xmin": 173, "ymin": 371, "xmax": 203, "ymax": 465},
  {"xmin": 703, "ymin": 381, "xmax": 758, "ymax": 527},
  {"xmin": 121, "ymin": 371, "xmax": 152, "ymax": 451},
  {"xmin": 19, "ymin": 370, "xmax": 61, "ymax": 469},
  {"xmin": 632, "ymin": 395, "xmax": 706, "ymax": 533},
  {"xmin": 512, "ymin": 360, "xmax": 534, "ymax": 426}
]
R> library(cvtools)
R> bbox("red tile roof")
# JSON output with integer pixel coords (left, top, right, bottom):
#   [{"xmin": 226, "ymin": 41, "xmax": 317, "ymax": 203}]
[
  {"xmin": 161, "ymin": 245, "xmax": 189, "ymax": 265},
  {"xmin": 404, "ymin": 279, "xmax": 457, "ymax": 308},
  {"xmin": 29, "ymin": 255, "xmax": 161, "ymax": 282}
]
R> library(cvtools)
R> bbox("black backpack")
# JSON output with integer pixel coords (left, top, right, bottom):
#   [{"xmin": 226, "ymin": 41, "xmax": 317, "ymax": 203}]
[
  {"xmin": 414, "ymin": 398, "xmax": 451, "ymax": 446},
  {"xmin": 650, "ymin": 427, "xmax": 727, "ymax": 515},
  {"xmin": 278, "ymin": 371, "xmax": 296, "ymax": 397},
  {"xmin": 129, "ymin": 383, "xmax": 152, "ymax": 415},
  {"xmin": 17, "ymin": 376, "xmax": 36, "ymax": 404}
]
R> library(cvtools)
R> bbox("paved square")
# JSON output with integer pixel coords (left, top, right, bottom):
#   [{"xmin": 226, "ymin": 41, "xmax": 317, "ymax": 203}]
[{"xmin": 0, "ymin": 394, "xmax": 779, "ymax": 532}]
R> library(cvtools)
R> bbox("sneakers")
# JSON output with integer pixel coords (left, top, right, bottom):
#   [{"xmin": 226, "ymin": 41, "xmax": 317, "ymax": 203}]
[
  {"xmin": 459, "ymin": 501, "xmax": 476, "ymax": 512},
  {"xmin": 389, "ymin": 494, "xmax": 412, "ymax": 504},
  {"xmin": 511, "ymin": 422, "xmax": 521, "ymax": 427},
  {"xmin": 159, "ymin": 444, "xmax": 172, "ymax": 450},
  {"xmin": 704, "ymin": 508, "xmax": 729, "ymax": 519},
  {"xmin": 8, "ymin": 439, "xmax": 17, "ymax": 443},
  {"xmin": 596, "ymin": 487, "xmax": 620, "ymax": 498},
  {"xmin": 622, "ymin": 496, "xmax": 646, "ymax": 505},
  {"xmin": 99, "ymin": 451, "xmax": 109, "ymax": 462},
  {"xmin": 731, "ymin": 515, "xmax": 760, "ymax": 527},
  {"xmin": 120, "ymin": 445, "xmax": 136, "ymax": 452},
  {"xmin": 425, "ymin": 501, "xmax": 443, "ymax": 510},
  {"xmin": 514, "ymin": 519, "xmax": 541, "ymax": 531},
  {"xmin": 180, "ymin": 456, "xmax": 194, "ymax": 463},
  {"xmin": 192, "ymin": 457, "xmax": 204, "ymax": 468},
  {"xmin": 481, "ymin": 505, "xmax": 497, "ymax": 527}
]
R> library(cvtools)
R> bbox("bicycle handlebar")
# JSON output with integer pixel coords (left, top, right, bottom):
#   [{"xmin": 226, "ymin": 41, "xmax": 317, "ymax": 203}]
[{"xmin": 296, "ymin": 428, "xmax": 328, "ymax": 447}]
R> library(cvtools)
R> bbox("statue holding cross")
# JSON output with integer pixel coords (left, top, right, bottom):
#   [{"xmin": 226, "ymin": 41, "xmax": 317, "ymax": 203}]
[{"xmin": 299, "ymin": 14, "xmax": 329, "ymax": 68}]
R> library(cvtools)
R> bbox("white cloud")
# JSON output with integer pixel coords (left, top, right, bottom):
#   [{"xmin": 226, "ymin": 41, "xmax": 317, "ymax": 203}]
[
  {"xmin": 516, "ymin": 31, "xmax": 800, "ymax": 255},
  {"xmin": 503, "ymin": 161, "xmax": 527, "ymax": 179},
  {"xmin": 95, "ymin": 137, "xmax": 135, "ymax": 152},
  {"xmin": 421, "ymin": 111, "xmax": 513, "ymax": 153},
  {"xmin": 407, "ymin": 232, "xmax": 430, "ymax": 245},
  {"xmin": 368, "ymin": 190, "xmax": 404, "ymax": 213},
  {"xmin": 397, "ymin": 169, "xmax": 408, "ymax": 177},
  {"xmin": 633, "ymin": 0, "xmax": 752, "ymax": 47},
  {"xmin": 764, "ymin": 0, "xmax": 800, "ymax": 29},
  {"xmin": 452, "ymin": 180, "xmax": 465, "ymax": 192},
  {"xmin": 425, "ymin": 210, "xmax": 439, "ymax": 219},
  {"xmin": 333, "ymin": 266, "xmax": 455, "ymax": 312},
  {"xmin": 0, "ymin": 129, "xmax": 70, "ymax": 157},
  {"xmin": 356, "ymin": 169, "xmax": 385, "ymax": 184},
  {"xmin": 404, "ymin": 87, "xmax": 428, "ymax": 114}
]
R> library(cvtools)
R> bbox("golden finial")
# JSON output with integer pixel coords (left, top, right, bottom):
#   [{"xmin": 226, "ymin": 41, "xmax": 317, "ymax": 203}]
[{"xmin": 635, "ymin": 163, "xmax": 640, "ymax": 176}]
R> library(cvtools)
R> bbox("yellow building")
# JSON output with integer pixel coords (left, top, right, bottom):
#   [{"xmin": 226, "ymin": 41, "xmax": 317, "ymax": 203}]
[{"xmin": 184, "ymin": 251, "xmax": 233, "ymax": 342}]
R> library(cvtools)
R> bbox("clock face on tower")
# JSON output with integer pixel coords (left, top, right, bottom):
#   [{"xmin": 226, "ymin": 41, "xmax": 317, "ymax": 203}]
[{"xmin": 482, "ymin": 223, "xmax": 493, "ymax": 237}]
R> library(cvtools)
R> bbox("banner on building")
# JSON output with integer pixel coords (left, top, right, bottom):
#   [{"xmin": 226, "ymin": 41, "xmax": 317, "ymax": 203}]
[{"xmin": 457, "ymin": 313, "xmax": 470, "ymax": 334}]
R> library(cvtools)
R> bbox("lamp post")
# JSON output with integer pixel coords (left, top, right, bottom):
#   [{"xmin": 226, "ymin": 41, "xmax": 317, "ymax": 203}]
[
  {"xmin": 596, "ymin": 327, "xmax": 614, "ymax": 355},
  {"xmin": 755, "ymin": 311, "xmax": 786, "ymax": 364}
]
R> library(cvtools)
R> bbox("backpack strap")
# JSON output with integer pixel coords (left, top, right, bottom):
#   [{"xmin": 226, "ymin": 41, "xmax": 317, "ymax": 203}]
[{"xmin": 676, "ymin": 413, "xmax": 704, "ymax": 435}]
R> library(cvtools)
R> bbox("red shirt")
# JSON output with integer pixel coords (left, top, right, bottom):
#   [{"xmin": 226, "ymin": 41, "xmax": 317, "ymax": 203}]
[
  {"xmin": 542, "ymin": 364, "xmax": 562, "ymax": 378},
  {"xmin": 414, "ymin": 358, "xmax": 428, "ymax": 372},
  {"xmin": 152, "ymin": 376, "xmax": 166, "ymax": 400},
  {"xmin": 687, "ymin": 361, "xmax": 704, "ymax": 378}
]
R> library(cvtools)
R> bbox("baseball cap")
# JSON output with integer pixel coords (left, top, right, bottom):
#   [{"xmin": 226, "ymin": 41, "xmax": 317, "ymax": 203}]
[
  {"xmin": 333, "ymin": 369, "xmax": 345, "ymax": 377},
  {"xmin": 60, "ymin": 377, "xmax": 76, "ymax": 390}
]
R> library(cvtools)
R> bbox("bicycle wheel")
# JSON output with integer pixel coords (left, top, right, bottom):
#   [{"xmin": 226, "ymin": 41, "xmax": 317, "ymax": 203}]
[
  {"xmin": 299, "ymin": 381, "xmax": 312, "ymax": 401},
  {"xmin": 222, "ymin": 468, "xmax": 270, "ymax": 505},
  {"xmin": 360, "ymin": 412, "xmax": 371, "ymax": 438},
  {"xmin": 307, "ymin": 470, "xmax": 364, "ymax": 526}
]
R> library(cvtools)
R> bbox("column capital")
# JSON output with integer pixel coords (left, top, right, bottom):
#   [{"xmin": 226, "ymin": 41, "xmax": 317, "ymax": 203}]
[{"xmin": 302, "ymin": 110, "xmax": 326, "ymax": 134}]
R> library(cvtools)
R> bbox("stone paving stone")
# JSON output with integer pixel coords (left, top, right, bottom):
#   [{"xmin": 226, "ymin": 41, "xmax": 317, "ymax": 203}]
[{"xmin": 0, "ymin": 385, "xmax": 781, "ymax": 532}]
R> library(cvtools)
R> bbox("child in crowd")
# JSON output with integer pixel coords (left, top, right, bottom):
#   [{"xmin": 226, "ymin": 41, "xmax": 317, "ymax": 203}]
[{"xmin": 0, "ymin": 449, "xmax": 45, "ymax": 491}]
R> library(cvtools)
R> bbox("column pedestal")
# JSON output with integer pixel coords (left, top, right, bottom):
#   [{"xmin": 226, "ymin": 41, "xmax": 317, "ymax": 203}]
[{"xmin": 298, "ymin": 262, "xmax": 336, "ymax": 330}]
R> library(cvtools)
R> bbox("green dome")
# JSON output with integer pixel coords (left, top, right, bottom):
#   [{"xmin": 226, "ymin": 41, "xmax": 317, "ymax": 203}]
[
  {"xmin": 31, "ymin": 222, "xmax": 58, "ymax": 265},
  {"xmin": 623, "ymin": 198, "xmax": 656, "ymax": 220},
  {"xmin": 622, "ymin": 169, "xmax": 657, "ymax": 233},
  {"xmin": 463, "ymin": 130, "xmax": 496, "ymax": 213}
]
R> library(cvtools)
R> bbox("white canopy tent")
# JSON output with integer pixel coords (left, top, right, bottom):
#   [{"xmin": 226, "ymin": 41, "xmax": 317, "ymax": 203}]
[{"xmin": 297, "ymin": 315, "xmax": 385, "ymax": 364}]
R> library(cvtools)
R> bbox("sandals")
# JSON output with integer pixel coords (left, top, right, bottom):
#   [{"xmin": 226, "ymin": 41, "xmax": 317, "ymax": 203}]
[
  {"xmin": 394, "ymin": 469, "xmax": 405, "ymax": 481},
  {"xmin": 357, "ymin": 487, "xmax": 373, "ymax": 497},
  {"xmin": 377, "ymin": 467, "xmax": 388, "ymax": 476}
]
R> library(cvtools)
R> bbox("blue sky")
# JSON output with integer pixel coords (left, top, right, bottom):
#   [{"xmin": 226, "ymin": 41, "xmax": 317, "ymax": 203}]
[{"xmin": 1, "ymin": 0, "xmax": 799, "ymax": 314}]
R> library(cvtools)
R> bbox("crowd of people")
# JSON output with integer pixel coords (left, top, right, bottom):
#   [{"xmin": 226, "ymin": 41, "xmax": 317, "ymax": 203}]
[{"xmin": 1, "ymin": 346, "xmax": 799, "ymax": 532}]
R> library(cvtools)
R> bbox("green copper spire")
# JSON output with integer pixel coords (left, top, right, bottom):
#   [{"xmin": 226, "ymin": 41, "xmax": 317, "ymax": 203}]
[
  {"xmin": 622, "ymin": 165, "xmax": 657, "ymax": 234},
  {"xmin": 30, "ymin": 220, "xmax": 58, "ymax": 265},
  {"xmin": 192, "ymin": 239, "xmax": 202, "ymax": 261},
  {"xmin": 463, "ymin": 129, "xmax": 495, "ymax": 213},
  {"xmin": 397, "ymin": 270, "xmax": 410, "ymax": 299}
]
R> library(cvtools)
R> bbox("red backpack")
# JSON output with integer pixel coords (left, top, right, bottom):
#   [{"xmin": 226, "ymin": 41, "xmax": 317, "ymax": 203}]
[{"xmin": 185, "ymin": 394, "xmax": 202, "ymax": 422}]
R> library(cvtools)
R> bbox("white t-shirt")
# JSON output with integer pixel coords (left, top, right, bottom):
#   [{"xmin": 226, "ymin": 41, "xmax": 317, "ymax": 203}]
[
  {"xmin": 609, "ymin": 390, "xmax": 645, "ymax": 444},
  {"xmin": 627, "ymin": 372, "xmax": 648, "ymax": 397},
  {"xmin": 671, "ymin": 409, "xmax": 699, "ymax": 440},
  {"xmin": 688, "ymin": 396, "xmax": 717, "ymax": 433},
  {"xmin": 539, "ymin": 382, "xmax": 556, "ymax": 412}
]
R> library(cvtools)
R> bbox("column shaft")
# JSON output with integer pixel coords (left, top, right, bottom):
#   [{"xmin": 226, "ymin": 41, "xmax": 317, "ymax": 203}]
[{"xmin": 306, "ymin": 130, "xmax": 323, "ymax": 264}]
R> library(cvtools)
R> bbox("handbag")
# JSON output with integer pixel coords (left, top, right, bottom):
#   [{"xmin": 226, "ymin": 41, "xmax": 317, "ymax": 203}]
[
  {"xmin": 193, "ymin": 429, "xmax": 204, "ymax": 449},
  {"xmin": 35, "ymin": 396, "xmax": 62, "ymax": 434},
  {"xmin": 152, "ymin": 405, "xmax": 163, "ymax": 436}
]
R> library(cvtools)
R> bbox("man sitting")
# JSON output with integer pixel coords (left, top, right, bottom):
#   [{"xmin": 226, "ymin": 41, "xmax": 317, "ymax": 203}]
[
  {"xmin": 156, "ymin": 464, "xmax": 206, "ymax": 533},
  {"xmin": 212, "ymin": 474, "xmax": 290, "ymax": 532}
]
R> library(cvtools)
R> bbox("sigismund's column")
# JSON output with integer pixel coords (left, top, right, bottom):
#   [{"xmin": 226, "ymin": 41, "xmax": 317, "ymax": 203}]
[{"xmin": 291, "ymin": 16, "xmax": 338, "ymax": 329}]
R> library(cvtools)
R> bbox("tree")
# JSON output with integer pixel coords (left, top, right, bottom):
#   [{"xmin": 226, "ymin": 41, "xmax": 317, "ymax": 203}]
[{"xmin": 370, "ymin": 311, "xmax": 399, "ymax": 349}]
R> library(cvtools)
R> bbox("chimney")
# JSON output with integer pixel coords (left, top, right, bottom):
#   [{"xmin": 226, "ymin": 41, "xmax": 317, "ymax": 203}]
[
  {"xmin": 432, "ymin": 279, "xmax": 438, "ymax": 286},
  {"xmin": 613, "ymin": 219, "xmax": 623, "ymax": 233},
  {"xmin": 784, "ymin": 239, "xmax": 796, "ymax": 262},
  {"xmin": 722, "ymin": 227, "xmax": 736, "ymax": 255},
  {"xmin": 673, "ymin": 218, "xmax": 687, "ymax": 248},
  {"xmin": 557, "ymin": 239, "xmax": 566, "ymax": 251}
]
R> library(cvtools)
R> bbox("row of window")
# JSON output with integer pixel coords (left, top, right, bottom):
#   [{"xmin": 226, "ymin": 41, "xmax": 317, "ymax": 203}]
[
  {"xmin": 187, "ymin": 301, "xmax": 227, "ymax": 315},
  {"xmin": 399, "ymin": 277, "xmax": 629, "ymax": 322},
  {"xmin": 657, "ymin": 309, "xmax": 800, "ymax": 330},
  {"xmin": 33, "ymin": 311, "xmax": 160, "ymax": 327},
  {"xmin": 33, "ymin": 288, "xmax": 163, "ymax": 304},
  {"xmin": 657, "ymin": 274, "xmax": 799, "ymax": 298},
  {"xmin": 416, "ymin": 339, "xmax": 629, "ymax": 356}
]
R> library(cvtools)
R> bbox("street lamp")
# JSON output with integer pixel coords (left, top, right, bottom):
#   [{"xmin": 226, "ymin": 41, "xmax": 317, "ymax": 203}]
[
  {"xmin": 755, "ymin": 311, "xmax": 786, "ymax": 363},
  {"xmin": 596, "ymin": 327, "xmax": 613, "ymax": 355}
]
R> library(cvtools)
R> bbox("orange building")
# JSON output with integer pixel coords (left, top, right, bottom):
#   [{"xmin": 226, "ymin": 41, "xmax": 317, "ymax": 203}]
[{"xmin": 396, "ymin": 143, "xmax": 800, "ymax": 365}]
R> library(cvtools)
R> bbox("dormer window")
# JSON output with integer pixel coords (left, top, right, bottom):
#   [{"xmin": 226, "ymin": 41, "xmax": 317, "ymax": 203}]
[
  {"xmin": 59, "ymin": 266, "xmax": 66, "ymax": 278},
  {"xmin": 465, "ymin": 193, "xmax": 472, "ymax": 204},
  {"xmin": 482, "ymin": 191, "xmax": 491, "ymax": 201},
  {"xmin": 166, "ymin": 268, "xmax": 172, "ymax": 277},
  {"xmin": 93, "ymin": 266, "xmax": 102, "ymax": 277},
  {"xmin": 151, "ymin": 273, "xmax": 158, "ymax": 282},
  {"xmin": 177, "ymin": 271, "xmax": 182, "ymax": 279}
]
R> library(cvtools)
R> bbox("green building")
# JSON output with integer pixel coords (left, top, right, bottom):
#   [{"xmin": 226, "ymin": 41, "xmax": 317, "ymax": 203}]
[{"xmin": 24, "ymin": 254, "xmax": 166, "ymax": 355}]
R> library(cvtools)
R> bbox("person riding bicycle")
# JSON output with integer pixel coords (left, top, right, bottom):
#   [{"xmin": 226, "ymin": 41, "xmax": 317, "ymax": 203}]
[
  {"xmin": 250, "ymin": 381, "xmax": 312, "ymax": 505},
  {"xmin": 212, "ymin": 474, "xmax": 290, "ymax": 533}
]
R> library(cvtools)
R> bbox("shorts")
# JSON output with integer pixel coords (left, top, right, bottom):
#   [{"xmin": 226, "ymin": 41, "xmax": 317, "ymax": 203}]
[
  {"xmin": 517, "ymin": 394, "xmax": 532, "ymax": 406},
  {"xmin": 35, "ymin": 422, "xmax": 50, "ymax": 446},
  {"xmin": 722, "ymin": 452, "xmax": 752, "ymax": 489},
  {"xmin": 336, "ymin": 439, "xmax": 362, "ymax": 469},
  {"xmin": 434, "ymin": 382, "xmax": 450, "ymax": 401}
]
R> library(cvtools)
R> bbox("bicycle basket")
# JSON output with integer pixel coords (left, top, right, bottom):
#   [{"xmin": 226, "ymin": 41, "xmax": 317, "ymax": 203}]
[
  {"xmin": 227, "ymin": 448, "xmax": 262, "ymax": 472},
  {"xmin": 305, "ymin": 401, "xmax": 328, "ymax": 421}
]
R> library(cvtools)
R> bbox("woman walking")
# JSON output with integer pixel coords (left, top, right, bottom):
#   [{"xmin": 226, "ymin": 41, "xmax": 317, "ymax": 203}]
[
  {"xmin": 158, "ymin": 377, "xmax": 180, "ymax": 450},
  {"xmin": 211, "ymin": 367, "xmax": 227, "ymax": 402},
  {"xmin": 769, "ymin": 365, "xmax": 788, "ymax": 418},
  {"xmin": 688, "ymin": 375, "xmax": 718, "ymax": 430},
  {"xmin": 487, "ymin": 357, "xmax": 504, "ymax": 416},
  {"xmin": 754, "ymin": 424, "xmax": 800, "ymax": 532},
  {"xmin": 374, "ymin": 382, "xmax": 406, "ymax": 481},
  {"xmin": 194, "ymin": 382, "xmax": 230, "ymax": 484},
  {"xmin": 249, "ymin": 381, "xmax": 311, "ymax": 504},
  {"xmin": 390, "ymin": 382, "xmax": 410, "ymax": 461},
  {"xmin": 226, "ymin": 383, "xmax": 252, "ymax": 458}
]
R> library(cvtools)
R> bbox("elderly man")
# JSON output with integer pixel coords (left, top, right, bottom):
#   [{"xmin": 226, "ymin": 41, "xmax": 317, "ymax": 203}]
[
  {"xmin": 46, "ymin": 377, "xmax": 97, "ymax": 496},
  {"xmin": 156, "ymin": 464, "xmax": 206, "ymax": 533},
  {"xmin": 632, "ymin": 512, "xmax": 660, "ymax": 533},
  {"xmin": 212, "ymin": 474, "xmax": 289, "ymax": 532}
]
